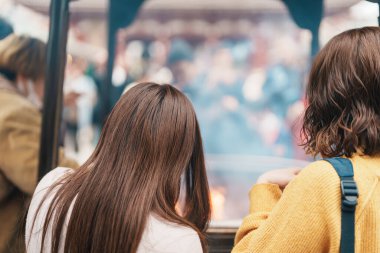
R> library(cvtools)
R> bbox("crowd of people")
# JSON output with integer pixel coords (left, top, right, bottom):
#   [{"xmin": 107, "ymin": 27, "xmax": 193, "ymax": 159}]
[
  {"xmin": 59, "ymin": 20, "xmax": 310, "ymax": 161},
  {"xmin": 1, "ymin": 10, "xmax": 380, "ymax": 253}
]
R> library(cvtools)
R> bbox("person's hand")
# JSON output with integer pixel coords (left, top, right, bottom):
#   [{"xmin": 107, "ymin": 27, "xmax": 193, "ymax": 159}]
[{"xmin": 256, "ymin": 168, "xmax": 302, "ymax": 190}]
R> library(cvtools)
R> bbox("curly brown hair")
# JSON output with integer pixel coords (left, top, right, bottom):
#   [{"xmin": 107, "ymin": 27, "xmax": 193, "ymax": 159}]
[{"xmin": 302, "ymin": 27, "xmax": 380, "ymax": 158}]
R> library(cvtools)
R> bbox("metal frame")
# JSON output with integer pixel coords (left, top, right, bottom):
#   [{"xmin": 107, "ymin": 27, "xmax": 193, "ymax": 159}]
[
  {"xmin": 378, "ymin": 0, "xmax": 380, "ymax": 25},
  {"xmin": 101, "ymin": 8, "xmax": 116, "ymax": 124},
  {"xmin": 38, "ymin": 0, "xmax": 71, "ymax": 180}
]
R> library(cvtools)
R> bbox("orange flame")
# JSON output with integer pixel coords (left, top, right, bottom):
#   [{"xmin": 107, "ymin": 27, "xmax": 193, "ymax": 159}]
[{"xmin": 210, "ymin": 187, "xmax": 226, "ymax": 220}]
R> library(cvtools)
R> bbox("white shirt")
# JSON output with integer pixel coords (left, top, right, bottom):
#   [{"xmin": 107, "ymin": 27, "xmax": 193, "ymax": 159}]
[{"xmin": 25, "ymin": 167, "xmax": 203, "ymax": 253}]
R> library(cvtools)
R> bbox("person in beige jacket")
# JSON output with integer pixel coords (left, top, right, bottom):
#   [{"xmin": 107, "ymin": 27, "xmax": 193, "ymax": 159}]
[{"xmin": 0, "ymin": 35, "xmax": 78, "ymax": 253}]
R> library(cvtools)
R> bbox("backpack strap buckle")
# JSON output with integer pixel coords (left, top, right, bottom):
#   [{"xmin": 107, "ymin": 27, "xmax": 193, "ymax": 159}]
[
  {"xmin": 340, "ymin": 179, "xmax": 358, "ymax": 212},
  {"xmin": 325, "ymin": 157, "xmax": 358, "ymax": 253}
]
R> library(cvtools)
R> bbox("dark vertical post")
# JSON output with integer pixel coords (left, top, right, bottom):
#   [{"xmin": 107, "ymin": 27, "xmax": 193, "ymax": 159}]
[
  {"xmin": 102, "ymin": 0, "xmax": 145, "ymax": 123},
  {"xmin": 310, "ymin": 29, "xmax": 320, "ymax": 58},
  {"xmin": 378, "ymin": 0, "xmax": 380, "ymax": 26},
  {"xmin": 102, "ymin": 12, "xmax": 117, "ymax": 124},
  {"xmin": 38, "ymin": 0, "xmax": 71, "ymax": 180},
  {"xmin": 282, "ymin": 0, "xmax": 323, "ymax": 58}
]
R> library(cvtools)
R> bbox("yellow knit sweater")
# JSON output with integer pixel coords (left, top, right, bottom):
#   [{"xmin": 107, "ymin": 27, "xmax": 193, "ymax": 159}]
[{"xmin": 232, "ymin": 155, "xmax": 380, "ymax": 253}]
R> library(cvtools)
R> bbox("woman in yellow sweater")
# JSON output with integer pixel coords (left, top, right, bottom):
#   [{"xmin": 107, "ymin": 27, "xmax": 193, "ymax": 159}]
[{"xmin": 233, "ymin": 27, "xmax": 380, "ymax": 253}]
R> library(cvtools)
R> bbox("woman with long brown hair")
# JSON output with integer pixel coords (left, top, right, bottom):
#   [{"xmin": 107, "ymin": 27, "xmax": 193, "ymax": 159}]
[{"xmin": 26, "ymin": 82, "xmax": 211, "ymax": 253}]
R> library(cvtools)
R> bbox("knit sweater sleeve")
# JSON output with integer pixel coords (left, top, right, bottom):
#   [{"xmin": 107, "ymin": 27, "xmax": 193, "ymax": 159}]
[{"xmin": 233, "ymin": 161, "xmax": 342, "ymax": 253}]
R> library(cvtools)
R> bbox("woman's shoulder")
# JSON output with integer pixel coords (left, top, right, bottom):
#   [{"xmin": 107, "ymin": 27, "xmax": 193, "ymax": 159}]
[
  {"xmin": 138, "ymin": 214, "xmax": 202, "ymax": 253},
  {"xmin": 293, "ymin": 159, "xmax": 340, "ymax": 186},
  {"xmin": 288, "ymin": 158, "xmax": 377, "ymax": 205},
  {"xmin": 27, "ymin": 167, "xmax": 72, "ymax": 226},
  {"xmin": 34, "ymin": 167, "xmax": 73, "ymax": 194},
  {"xmin": 0, "ymin": 89, "xmax": 39, "ymax": 117},
  {"xmin": 26, "ymin": 167, "xmax": 73, "ymax": 251},
  {"xmin": 28, "ymin": 167, "xmax": 72, "ymax": 219},
  {"xmin": 279, "ymin": 160, "xmax": 343, "ymax": 207},
  {"xmin": 297, "ymin": 157, "xmax": 377, "ymax": 184}
]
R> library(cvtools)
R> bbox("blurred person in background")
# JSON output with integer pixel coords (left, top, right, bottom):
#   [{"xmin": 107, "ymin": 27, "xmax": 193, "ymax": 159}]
[
  {"xmin": 0, "ymin": 35, "xmax": 78, "ymax": 253},
  {"xmin": 26, "ymin": 83, "xmax": 211, "ymax": 253},
  {"xmin": 63, "ymin": 56, "xmax": 97, "ymax": 162},
  {"xmin": 196, "ymin": 44, "xmax": 253, "ymax": 154},
  {"xmin": 167, "ymin": 39, "xmax": 196, "ymax": 95}
]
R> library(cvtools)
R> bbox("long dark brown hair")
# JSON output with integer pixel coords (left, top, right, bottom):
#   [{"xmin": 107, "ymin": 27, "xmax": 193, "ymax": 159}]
[
  {"xmin": 31, "ymin": 82, "xmax": 211, "ymax": 252},
  {"xmin": 302, "ymin": 27, "xmax": 380, "ymax": 158}
]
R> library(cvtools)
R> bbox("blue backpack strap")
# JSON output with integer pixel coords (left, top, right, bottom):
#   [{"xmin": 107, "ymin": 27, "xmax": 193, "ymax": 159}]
[{"xmin": 324, "ymin": 157, "xmax": 358, "ymax": 253}]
